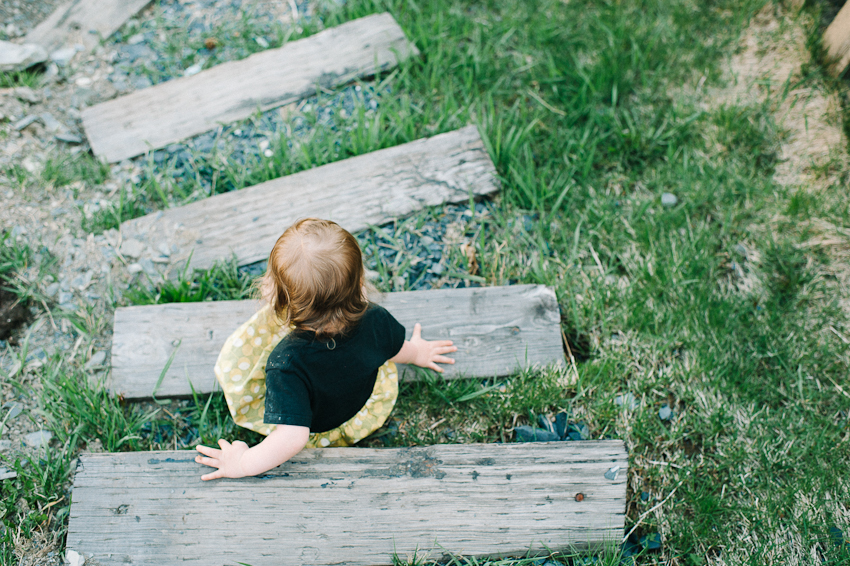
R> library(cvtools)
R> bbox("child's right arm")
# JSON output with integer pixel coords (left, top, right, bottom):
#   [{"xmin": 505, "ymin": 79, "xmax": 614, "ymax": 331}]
[{"xmin": 195, "ymin": 424, "xmax": 309, "ymax": 480}]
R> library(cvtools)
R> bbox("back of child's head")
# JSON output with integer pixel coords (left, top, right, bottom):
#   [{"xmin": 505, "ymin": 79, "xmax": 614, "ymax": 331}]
[{"xmin": 260, "ymin": 218, "xmax": 367, "ymax": 338}]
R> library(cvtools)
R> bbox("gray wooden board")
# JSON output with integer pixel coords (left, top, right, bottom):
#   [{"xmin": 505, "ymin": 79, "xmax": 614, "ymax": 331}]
[
  {"xmin": 81, "ymin": 13, "xmax": 419, "ymax": 162},
  {"xmin": 24, "ymin": 0, "xmax": 151, "ymax": 53},
  {"xmin": 110, "ymin": 284, "xmax": 563, "ymax": 399},
  {"xmin": 118, "ymin": 126, "xmax": 497, "ymax": 277},
  {"xmin": 66, "ymin": 441, "xmax": 628, "ymax": 565}
]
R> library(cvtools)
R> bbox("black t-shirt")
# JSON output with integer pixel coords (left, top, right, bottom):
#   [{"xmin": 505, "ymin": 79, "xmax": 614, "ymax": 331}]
[{"xmin": 263, "ymin": 304, "xmax": 406, "ymax": 433}]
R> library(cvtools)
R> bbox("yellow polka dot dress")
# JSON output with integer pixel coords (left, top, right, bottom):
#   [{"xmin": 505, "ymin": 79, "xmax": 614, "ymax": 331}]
[{"xmin": 214, "ymin": 304, "xmax": 399, "ymax": 447}]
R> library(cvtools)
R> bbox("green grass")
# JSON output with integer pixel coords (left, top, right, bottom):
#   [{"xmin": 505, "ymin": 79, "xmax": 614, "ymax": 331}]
[{"xmin": 7, "ymin": 0, "xmax": 850, "ymax": 564}]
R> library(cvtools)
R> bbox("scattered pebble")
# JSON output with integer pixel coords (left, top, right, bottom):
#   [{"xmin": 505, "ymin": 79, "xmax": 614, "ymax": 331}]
[
  {"xmin": 55, "ymin": 132, "xmax": 83, "ymax": 144},
  {"xmin": 121, "ymin": 239, "xmax": 146, "ymax": 259},
  {"xmin": 2, "ymin": 401, "xmax": 22, "ymax": 419},
  {"xmin": 184, "ymin": 63, "xmax": 203, "ymax": 77},
  {"xmin": 0, "ymin": 40, "xmax": 48, "ymax": 72},
  {"xmin": 640, "ymin": 532, "xmax": 662, "ymax": 550},
  {"xmin": 85, "ymin": 350, "xmax": 107, "ymax": 369},
  {"xmin": 514, "ymin": 425, "xmax": 560, "ymax": 442},
  {"xmin": 614, "ymin": 392, "xmax": 638, "ymax": 410},
  {"xmin": 661, "ymin": 192, "xmax": 678, "ymax": 207},
  {"xmin": 604, "ymin": 465, "xmax": 620, "ymax": 480},
  {"xmin": 66, "ymin": 549, "xmax": 85, "ymax": 566},
  {"xmin": 640, "ymin": 491, "xmax": 650, "ymax": 501},
  {"xmin": 14, "ymin": 86, "xmax": 41, "ymax": 104},
  {"xmin": 23, "ymin": 430, "xmax": 53, "ymax": 449},
  {"xmin": 659, "ymin": 405, "xmax": 674, "ymax": 421}
]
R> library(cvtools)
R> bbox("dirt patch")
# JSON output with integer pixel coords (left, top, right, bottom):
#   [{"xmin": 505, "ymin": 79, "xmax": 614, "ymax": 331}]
[{"xmin": 0, "ymin": 285, "xmax": 29, "ymax": 341}]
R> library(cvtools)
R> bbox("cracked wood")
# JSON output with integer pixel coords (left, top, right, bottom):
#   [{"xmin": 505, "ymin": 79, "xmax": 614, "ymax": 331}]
[
  {"xmin": 25, "ymin": 0, "xmax": 151, "ymax": 52},
  {"xmin": 67, "ymin": 441, "xmax": 628, "ymax": 565},
  {"xmin": 117, "ymin": 126, "xmax": 498, "ymax": 276},
  {"xmin": 81, "ymin": 13, "xmax": 419, "ymax": 162},
  {"xmin": 110, "ymin": 284, "xmax": 564, "ymax": 399}
]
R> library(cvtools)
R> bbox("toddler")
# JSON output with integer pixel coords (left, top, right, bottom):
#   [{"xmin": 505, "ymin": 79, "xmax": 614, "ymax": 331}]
[{"xmin": 196, "ymin": 218, "xmax": 456, "ymax": 480}]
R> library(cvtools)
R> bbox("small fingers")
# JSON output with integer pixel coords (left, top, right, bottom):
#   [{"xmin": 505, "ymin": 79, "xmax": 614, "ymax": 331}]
[
  {"xmin": 196, "ymin": 444, "xmax": 221, "ymax": 458},
  {"xmin": 412, "ymin": 323, "xmax": 422, "ymax": 339},
  {"xmin": 217, "ymin": 438, "xmax": 231, "ymax": 450},
  {"xmin": 429, "ymin": 362, "xmax": 444, "ymax": 373},
  {"xmin": 433, "ymin": 340, "xmax": 455, "ymax": 348},
  {"xmin": 195, "ymin": 455, "xmax": 220, "ymax": 468},
  {"xmin": 201, "ymin": 469, "xmax": 224, "ymax": 481},
  {"xmin": 434, "ymin": 355, "xmax": 455, "ymax": 364},
  {"xmin": 436, "ymin": 345, "xmax": 457, "ymax": 354}
]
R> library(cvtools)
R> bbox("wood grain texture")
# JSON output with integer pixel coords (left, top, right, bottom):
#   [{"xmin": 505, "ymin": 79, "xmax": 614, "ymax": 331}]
[
  {"xmin": 24, "ymin": 0, "xmax": 151, "ymax": 52},
  {"xmin": 118, "ymin": 126, "xmax": 497, "ymax": 276},
  {"xmin": 110, "ymin": 285, "xmax": 564, "ymax": 399},
  {"xmin": 824, "ymin": 1, "xmax": 850, "ymax": 75},
  {"xmin": 66, "ymin": 441, "xmax": 628, "ymax": 565},
  {"xmin": 82, "ymin": 13, "xmax": 419, "ymax": 162}
]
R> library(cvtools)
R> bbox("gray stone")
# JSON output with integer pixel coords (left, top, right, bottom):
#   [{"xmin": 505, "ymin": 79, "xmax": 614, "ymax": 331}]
[
  {"xmin": 659, "ymin": 405, "xmax": 674, "ymax": 421},
  {"xmin": 13, "ymin": 115, "xmax": 40, "ymax": 131},
  {"xmin": 132, "ymin": 75, "xmax": 153, "ymax": 89},
  {"xmin": 184, "ymin": 63, "xmax": 203, "ymax": 77},
  {"xmin": 139, "ymin": 257, "xmax": 158, "ymax": 277},
  {"xmin": 58, "ymin": 291, "xmax": 73, "ymax": 304},
  {"xmin": 2, "ymin": 402, "xmax": 22, "ymax": 419},
  {"xmin": 604, "ymin": 465, "xmax": 620, "ymax": 481},
  {"xmin": 661, "ymin": 193, "xmax": 678, "ymax": 207},
  {"xmin": 50, "ymin": 46, "xmax": 79, "ymax": 66},
  {"xmin": 127, "ymin": 262, "xmax": 143, "ymax": 274},
  {"xmin": 85, "ymin": 350, "xmax": 107, "ymax": 369},
  {"xmin": 120, "ymin": 239, "xmax": 146, "ymax": 259},
  {"xmin": 0, "ymin": 41, "xmax": 48, "ymax": 72},
  {"xmin": 127, "ymin": 33, "xmax": 146, "ymax": 45},
  {"xmin": 39, "ymin": 112, "xmax": 66, "ymax": 133},
  {"xmin": 0, "ymin": 440, "xmax": 11, "ymax": 452},
  {"xmin": 55, "ymin": 133, "xmax": 83, "ymax": 144},
  {"xmin": 45, "ymin": 282, "xmax": 60, "ymax": 297},
  {"xmin": 23, "ymin": 430, "xmax": 52, "ymax": 449},
  {"xmin": 66, "ymin": 549, "xmax": 85, "ymax": 566},
  {"xmin": 614, "ymin": 392, "xmax": 638, "ymax": 410},
  {"xmin": 14, "ymin": 86, "xmax": 41, "ymax": 104},
  {"xmin": 514, "ymin": 425, "xmax": 560, "ymax": 442}
]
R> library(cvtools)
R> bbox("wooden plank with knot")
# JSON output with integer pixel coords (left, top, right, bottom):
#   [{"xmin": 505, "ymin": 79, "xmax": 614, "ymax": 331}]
[
  {"xmin": 66, "ymin": 441, "xmax": 628, "ymax": 565},
  {"xmin": 110, "ymin": 284, "xmax": 565, "ymax": 399},
  {"xmin": 81, "ymin": 13, "xmax": 420, "ymax": 162}
]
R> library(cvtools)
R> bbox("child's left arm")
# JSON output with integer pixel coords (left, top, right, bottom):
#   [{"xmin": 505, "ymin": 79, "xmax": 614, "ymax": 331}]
[{"xmin": 195, "ymin": 424, "xmax": 309, "ymax": 480}]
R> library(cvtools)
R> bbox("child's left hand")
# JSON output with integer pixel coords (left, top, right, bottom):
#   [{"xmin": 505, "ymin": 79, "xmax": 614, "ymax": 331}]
[
  {"xmin": 195, "ymin": 439, "xmax": 249, "ymax": 481},
  {"xmin": 391, "ymin": 322, "xmax": 457, "ymax": 372}
]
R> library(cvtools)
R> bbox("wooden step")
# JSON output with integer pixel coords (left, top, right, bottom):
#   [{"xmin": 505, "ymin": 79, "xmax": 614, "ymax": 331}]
[
  {"xmin": 66, "ymin": 441, "xmax": 628, "ymax": 565},
  {"xmin": 117, "ymin": 126, "xmax": 497, "ymax": 277},
  {"xmin": 82, "ymin": 13, "xmax": 419, "ymax": 162},
  {"xmin": 110, "ymin": 285, "xmax": 564, "ymax": 399},
  {"xmin": 25, "ymin": 0, "xmax": 151, "ymax": 53}
]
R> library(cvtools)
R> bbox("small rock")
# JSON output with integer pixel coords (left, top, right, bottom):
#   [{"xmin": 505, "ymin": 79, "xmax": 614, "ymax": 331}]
[
  {"xmin": 567, "ymin": 422, "xmax": 589, "ymax": 441},
  {"xmin": 640, "ymin": 491, "xmax": 650, "ymax": 501},
  {"xmin": 640, "ymin": 532, "xmax": 662, "ymax": 550},
  {"xmin": 0, "ymin": 41, "xmax": 48, "ymax": 72},
  {"xmin": 537, "ymin": 414, "xmax": 556, "ymax": 435},
  {"xmin": 614, "ymin": 392, "xmax": 638, "ymax": 410},
  {"xmin": 0, "ymin": 440, "xmax": 11, "ymax": 452},
  {"xmin": 45, "ymin": 282, "xmax": 60, "ymax": 297},
  {"xmin": 553, "ymin": 412, "xmax": 568, "ymax": 440},
  {"xmin": 132, "ymin": 75, "xmax": 153, "ymax": 89},
  {"xmin": 184, "ymin": 63, "xmax": 203, "ymax": 77},
  {"xmin": 514, "ymin": 425, "xmax": 560, "ymax": 442},
  {"xmin": 604, "ymin": 465, "xmax": 620, "ymax": 481},
  {"xmin": 58, "ymin": 291, "xmax": 74, "ymax": 304},
  {"xmin": 39, "ymin": 112, "xmax": 66, "ymax": 133},
  {"xmin": 2, "ymin": 402, "xmax": 22, "ymax": 419},
  {"xmin": 127, "ymin": 33, "xmax": 146, "ymax": 45},
  {"xmin": 0, "ymin": 467, "xmax": 17, "ymax": 481},
  {"xmin": 13, "ymin": 115, "xmax": 40, "ymax": 131},
  {"xmin": 55, "ymin": 132, "xmax": 83, "ymax": 144},
  {"xmin": 127, "ymin": 263, "xmax": 144, "ymax": 274},
  {"xmin": 66, "ymin": 549, "xmax": 85, "ymax": 566},
  {"xmin": 255, "ymin": 37, "xmax": 270, "ymax": 48},
  {"xmin": 120, "ymin": 239, "xmax": 146, "ymax": 259},
  {"xmin": 24, "ymin": 430, "xmax": 52, "ymax": 449},
  {"xmin": 85, "ymin": 350, "xmax": 107, "ymax": 369},
  {"xmin": 157, "ymin": 243, "xmax": 171, "ymax": 257},
  {"xmin": 661, "ymin": 192, "xmax": 678, "ymax": 207},
  {"xmin": 139, "ymin": 257, "xmax": 158, "ymax": 276},
  {"xmin": 14, "ymin": 86, "xmax": 41, "ymax": 104},
  {"xmin": 50, "ymin": 46, "xmax": 79, "ymax": 66},
  {"xmin": 659, "ymin": 405, "xmax": 673, "ymax": 421}
]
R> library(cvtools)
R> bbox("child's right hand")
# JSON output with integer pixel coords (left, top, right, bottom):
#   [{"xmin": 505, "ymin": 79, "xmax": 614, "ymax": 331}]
[
  {"xmin": 391, "ymin": 322, "xmax": 457, "ymax": 372},
  {"xmin": 195, "ymin": 439, "xmax": 250, "ymax": 481}
]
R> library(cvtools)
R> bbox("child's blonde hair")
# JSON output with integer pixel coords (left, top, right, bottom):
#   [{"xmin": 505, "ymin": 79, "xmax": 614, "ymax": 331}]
[{"xmin": 259, "ymin": 218, "xmax": 368, "ymax": 338}]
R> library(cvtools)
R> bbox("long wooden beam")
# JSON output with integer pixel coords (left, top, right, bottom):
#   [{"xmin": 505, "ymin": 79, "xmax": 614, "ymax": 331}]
[
  {"xmin": 67, "ymin": 441, "xmax": 628, "ymax": 565},
  {"xmin": 117, "ymin": 126, "xmax": 498, "ymax": 277},
  {"xmin": 110, "ymin": 285, "xmax": 564, "ymax": 399},
  {"xmin": 82, "ymin": 13, "xmax": 419, "ymax": 162}
]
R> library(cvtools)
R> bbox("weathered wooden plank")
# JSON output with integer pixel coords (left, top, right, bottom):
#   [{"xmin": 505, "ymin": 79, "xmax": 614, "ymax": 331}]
[
  {"xmin": 110, "ymin": 285, "xmax": 564, "ymax": 399},
  {"xmin": 24, "ymin": 0, "xmax": 151, "ymax": 53},
  {"xmin": 824, "ymin": 1, "xmax": 850, "ymax": 76},
  {"xmin": 118, "ymin": 126, "xmax": 497, "ymax": 277},
  {"xmin": 81, "ymin": 13, "xmax": 419, "ymax": 162},
  {"xmin": 66, "ymin": 441, "xmax": 628, "ymax": 565}
]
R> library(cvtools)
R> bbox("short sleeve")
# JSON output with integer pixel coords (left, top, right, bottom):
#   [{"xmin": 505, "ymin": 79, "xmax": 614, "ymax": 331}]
[
  {"xmin": 263, "ymin": 366, "xmax": 312, "ymax": 427},
  {"xmin": 376, "ymin": 305, "xmax": 406, "ymax": 360}
]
